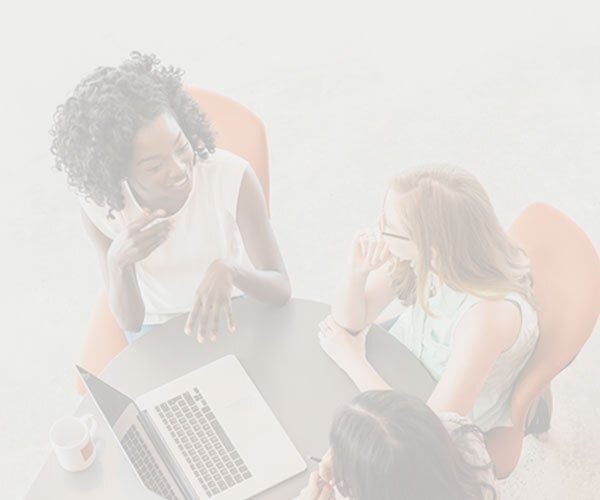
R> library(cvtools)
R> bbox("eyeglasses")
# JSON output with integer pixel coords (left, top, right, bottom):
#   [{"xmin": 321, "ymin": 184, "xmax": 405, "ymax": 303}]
[{"xmin": 376, "ymin": 214, "xmax": 411, "ymax": 241}]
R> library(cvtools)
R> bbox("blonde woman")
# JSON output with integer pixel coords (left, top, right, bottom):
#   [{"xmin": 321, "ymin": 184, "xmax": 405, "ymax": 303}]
[{"xmin": 319, "ymin": 165, "xmax": 539, "ymax": 432}]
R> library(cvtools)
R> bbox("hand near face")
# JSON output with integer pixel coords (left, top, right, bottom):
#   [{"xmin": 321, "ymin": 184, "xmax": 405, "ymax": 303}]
[
  {"xmin": 107, "ymin": 209, "xmax": 170, "ymax": 268},
  {"xmin": 298, "ymin": 449, "xmax": 336, "ymax": 499},
  {"xmin": 318, "ymin": 448, "xmax": 334, "ymax": 485},
  {"xmin": 184, "ymin": 259, "xmax": 236, "ymax": 342},
  {"xmin": 318, "ymin": 315, "xmax": 367, "ymax": 375},
  {"xmin": 297, "ymin": 471, "xmax": 335, "ymax": 500},
  {"xmin": 349, "ymin": 231, "xmax": 391, "ymax": 276}
]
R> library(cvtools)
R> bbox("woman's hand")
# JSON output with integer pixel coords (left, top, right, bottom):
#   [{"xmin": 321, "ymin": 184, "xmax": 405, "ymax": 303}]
[
  {"xmin": 184, "ymin": 259, "xmax": 236, "ymax": 342},
  {"xmin": 107, "ymin": 209, "xmax": 170, "ymax": 269},
  {"xmin": 297, "ymin": 471, "xmax": 335, "ymax": 500},
  {"xmin": 318, "ymin": 315, "xmax": 367, "ymax": 375},
  {"xmin": 317, "ymin": 448, "xmax": 334, "ymax": 486},
  {"xmin": 349, "ymin": 231, "xmax": 391, "ymax": 276}
]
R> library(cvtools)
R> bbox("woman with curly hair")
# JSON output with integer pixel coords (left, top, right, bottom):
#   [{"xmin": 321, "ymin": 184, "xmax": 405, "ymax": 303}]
[
  {"xmin": 51, "ymin": 52, "xmax": 290, "ymax": 372},
  {"xmin": 319, "ymin": 166, "xmax": 539, "ymax": 433},
  {"xmin": 298, "ymin": 391, "xmax": 497, "ymax": 500}
]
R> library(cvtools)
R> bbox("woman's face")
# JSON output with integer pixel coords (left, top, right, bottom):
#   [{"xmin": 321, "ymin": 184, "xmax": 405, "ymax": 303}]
[
  {"xmin": 127, "ymin": 112, "xmax": 196, "ymax": 209},
  {"xmin": 381, "ymin": 189, "xmax": 419, "ymax": 263}
]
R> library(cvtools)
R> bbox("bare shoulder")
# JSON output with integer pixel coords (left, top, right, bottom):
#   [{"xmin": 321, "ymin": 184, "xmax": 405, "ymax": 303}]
[
  {"xmin": 213, "ymin": 148, "xmax": 252, "ymax": 182},
  {"xmin": 456, "ymin": 299, "xmax": 522, "ymax": 353},
  {"xmin": 80, "ymin": 208, "xmax": 112, "ymax": 248},
  {"xmin": 237, "ymin": 165, "xmax": 267, "ymax": 217}
]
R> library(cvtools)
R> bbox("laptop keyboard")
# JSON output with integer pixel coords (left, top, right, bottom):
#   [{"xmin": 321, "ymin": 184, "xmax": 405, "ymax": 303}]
[
  {"xmin": 156, "ymin": 388, "xmax": 252, "ymax": 498},
  {"xmin": 121, "ymin": 425, "xmax": 179, "ymax": 500}
]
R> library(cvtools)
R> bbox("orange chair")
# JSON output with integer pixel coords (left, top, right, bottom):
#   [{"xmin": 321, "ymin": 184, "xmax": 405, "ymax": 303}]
[
  {"xmin": 184, "ymin": 86, "xmax": 270, "ymax": 214},
  {"xmin": 484, "ymin": 203, "xmax": 600, "ymax": 478},
  {"xmin": 75, "ymin": 88, "xmax": 270, "ymax": 394}
]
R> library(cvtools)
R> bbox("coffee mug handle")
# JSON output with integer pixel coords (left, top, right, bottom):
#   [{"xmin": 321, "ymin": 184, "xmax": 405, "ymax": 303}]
[{"xmin": 80, "ymin": 414, "xmax": 98, "ymax": 438}]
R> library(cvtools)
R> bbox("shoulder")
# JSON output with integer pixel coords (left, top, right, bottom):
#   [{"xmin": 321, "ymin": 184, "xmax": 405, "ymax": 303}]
[
  {"xmin": 204, "ymin": 149, "xmax": 250, "ymax": 193},
  {"xmin": 437, "ymin": 412, "xmax": 492, "ymax": 465},
  {"xmin": 207, "ymin": 148, "xmax": 250, "ymax": 175},
  {"xmin": 438, "ymin": 412, "xmax": 485, "ymax": 453},
  {"xmin": 455, "ymin": 298, "xmax": 521, "ymax": 353},
  {"xmin": 201, "ymin": 149, "xmax": 252, "ymax": 217},
  {"xmin": 78, "ymin": 196, "xmax": 121, "ymax": 239},
  {"xmin": 437, "ymin": 410, "xmax": 473, "ymax": 431}
]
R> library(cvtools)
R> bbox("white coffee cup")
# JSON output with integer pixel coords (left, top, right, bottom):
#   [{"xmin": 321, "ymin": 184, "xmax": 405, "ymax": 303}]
[{"xmin": 49, "ymin": 414, "xmax": 98, "ymax": 472}]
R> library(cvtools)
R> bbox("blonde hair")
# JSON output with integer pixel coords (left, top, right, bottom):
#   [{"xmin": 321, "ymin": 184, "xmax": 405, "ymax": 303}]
[{"xmin": 386, "ymin": 165, "xmax": 533, "ymax": 314}]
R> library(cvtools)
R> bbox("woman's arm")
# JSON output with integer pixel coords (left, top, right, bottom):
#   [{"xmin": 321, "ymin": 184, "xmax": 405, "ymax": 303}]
[
  {"xmin": 346, "ymin": 359, "xmax": 392, "ymax": 392},
  {"xmin": 331, "ymin": 233, "xmax": 397, "ymax": 332},
  {"xmin": 233, "ymin": 167, "xmax": 291, "ymax": 305},
  {"xmin": 320, "ymin": 299, "xmax": 521, "ymax": 404},
  {"xmin": 81, "ymin": 210, "xmax": 145, "ymax": 331},
  {"xmin": 426, "ymin": 300, "xmax": 522, "ymax": 415},
  {"xmin": 318, "ymin": 315, "xmax": 392, "ymax": 391},
  {"xmin": 81, "ymin": 209, "xmax": 169, "ymax": 332}
]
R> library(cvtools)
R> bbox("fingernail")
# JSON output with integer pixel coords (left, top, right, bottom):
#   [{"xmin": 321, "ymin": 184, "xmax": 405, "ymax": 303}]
[{"xmin": 196, "ymin": 335, "xmax": 204, "ymax": 344}]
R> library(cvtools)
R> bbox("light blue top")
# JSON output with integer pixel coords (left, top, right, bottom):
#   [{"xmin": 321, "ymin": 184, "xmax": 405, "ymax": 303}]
[{"xmin": 389, "ymin": 283, "xmax": 539, "ymax": 431}]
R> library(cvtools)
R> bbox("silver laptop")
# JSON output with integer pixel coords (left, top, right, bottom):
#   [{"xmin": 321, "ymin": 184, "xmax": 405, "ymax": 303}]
[{"xmin": 77, "ymin": 355, "xmax": 306, "ymax": 499}]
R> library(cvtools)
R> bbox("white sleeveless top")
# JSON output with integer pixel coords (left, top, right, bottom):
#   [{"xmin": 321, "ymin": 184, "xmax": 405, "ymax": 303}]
[
  {"xmin": 80, "ymin": 149, "xmax": 252, "ymax": 325},
  {"xmin": 389, "ymin": 283, "xmax": 539, "ymax": 431}
]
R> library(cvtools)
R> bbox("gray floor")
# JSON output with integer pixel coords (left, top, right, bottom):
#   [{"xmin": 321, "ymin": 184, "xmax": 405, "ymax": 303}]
[{"xmin": 2, "ymin": 2, "xmax": 599, "ymax": 499}]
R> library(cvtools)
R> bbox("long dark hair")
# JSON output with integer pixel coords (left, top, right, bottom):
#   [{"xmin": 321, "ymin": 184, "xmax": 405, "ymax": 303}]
[
  {"xmin": 330, "ymin": 391, "xmax": 497, "ymax": 500},
  {"xmin": 50, "ymin": 51, "xmax": 216, "ymax": 214}
]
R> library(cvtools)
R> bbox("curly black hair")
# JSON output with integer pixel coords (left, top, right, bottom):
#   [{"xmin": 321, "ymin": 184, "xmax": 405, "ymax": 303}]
[{"xmin": 50, "ymin": 52, "xmax": 216, "ymax": 213}]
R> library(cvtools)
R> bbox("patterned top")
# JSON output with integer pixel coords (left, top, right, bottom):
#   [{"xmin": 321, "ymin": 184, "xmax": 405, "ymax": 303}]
[{"xmin": 439, "ymin": 411, "xmax": 498, "ymax": 499}]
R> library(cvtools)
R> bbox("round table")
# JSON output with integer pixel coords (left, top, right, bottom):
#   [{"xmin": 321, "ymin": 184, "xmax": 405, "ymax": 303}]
[{"xmin": 26, "ymin": 298, "xmax": 435, "ymax": 500}]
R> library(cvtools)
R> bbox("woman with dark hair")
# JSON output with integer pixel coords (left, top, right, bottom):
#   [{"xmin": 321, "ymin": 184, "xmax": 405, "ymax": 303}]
[
  {"xmin": 50, "ymin": 52, "xmax": 290, "ymax": 364},
  {"xmin": 298, "ymin": 391, "xmax": 497, "ymax": 500}
]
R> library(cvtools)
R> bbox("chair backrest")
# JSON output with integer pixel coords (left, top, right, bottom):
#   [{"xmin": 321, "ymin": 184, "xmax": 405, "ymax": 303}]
[
  {"xmin": 184, "ymin": 86, "xmax": 270, "ymax": 213},
  {"xmin": 485, "ymin": 202, "xmax": 600, "ymax": 478}
]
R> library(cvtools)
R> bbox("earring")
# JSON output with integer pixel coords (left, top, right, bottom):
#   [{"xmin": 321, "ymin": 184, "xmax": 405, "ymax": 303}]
[{"xmin": 426, "ymin": 272, "xmax": 438, "ymax": 297}]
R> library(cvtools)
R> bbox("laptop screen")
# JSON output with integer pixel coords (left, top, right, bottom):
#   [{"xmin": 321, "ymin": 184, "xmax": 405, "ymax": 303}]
[
  {"xmin": 76, "ymin": 365, "xmax": 134, "ymax": 426},
  {"xmin": 76, "ymin": 365, "xmax": 190, "ymax": 499}
]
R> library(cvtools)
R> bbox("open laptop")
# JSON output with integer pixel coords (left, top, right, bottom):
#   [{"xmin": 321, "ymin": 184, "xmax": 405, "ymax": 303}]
[{"xmin": 76, "ymin": 355, "xmax": 306, "ymax": 499}]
